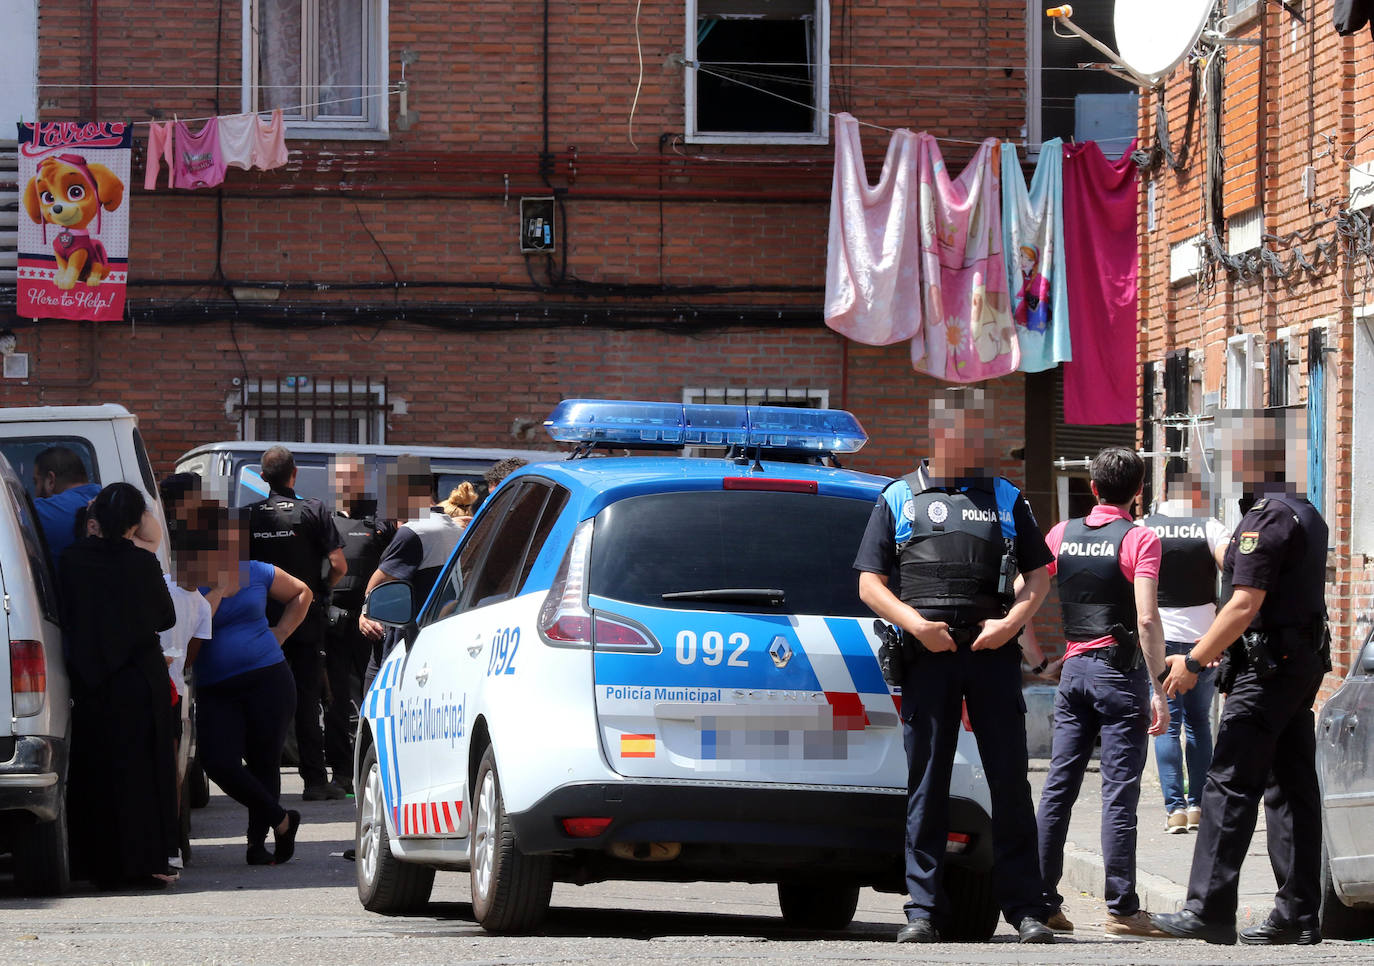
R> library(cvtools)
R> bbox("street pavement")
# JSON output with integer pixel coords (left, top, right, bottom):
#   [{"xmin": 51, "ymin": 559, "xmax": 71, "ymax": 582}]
[{"xmin": 1, "ymin": 770, "xmax": 1370, "ymax": 965}]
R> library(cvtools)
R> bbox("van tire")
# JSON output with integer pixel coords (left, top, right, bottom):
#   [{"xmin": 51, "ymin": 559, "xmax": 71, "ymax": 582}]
[
  {"xmin": 942, "ymin": 863, "xmax": 998, "ymax": 941},
  {"xmin": 470, "ymin": 746, "xmax": 553, "ymax": 933},
  {"xmin": 1320, "ymin": 842, "xmax": 1374, "ymax": 939},
  {"xmin": 187, "ymin": 755, "xmax": 211, "ymax": 809},
  {"xmin": 777, "ymin": 881, "xmax": 860, "ymax": 930},
  {"xmin": 14, "ymin": 786, "xmax": 70, "ymax": 896},
  {"xmin": 356, "ymin": 745, "xmax": 434, "ymax": 914}
]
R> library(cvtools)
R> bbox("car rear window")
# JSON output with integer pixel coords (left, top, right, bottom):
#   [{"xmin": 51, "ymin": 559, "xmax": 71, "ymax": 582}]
[
  {"xmin": 0, "ymin": 437, "xmax": 100, "ymax": 498},
  {"xmin": 589, "ymin": 489, "xmax": 873, "ymax": 617}
]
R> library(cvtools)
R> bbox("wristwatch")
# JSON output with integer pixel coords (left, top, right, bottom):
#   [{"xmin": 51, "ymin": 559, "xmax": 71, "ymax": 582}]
[
  {"xmin": 1183, "ymin": 655, "xmax": 1204, "ymax": 675},
  {"xmin": 1031, "ymin": 659, "xmax": 1049, "ymax": 675}
]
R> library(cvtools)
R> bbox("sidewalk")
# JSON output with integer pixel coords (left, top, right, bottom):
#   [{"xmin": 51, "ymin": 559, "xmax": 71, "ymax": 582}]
[{"xmin": 1029, "ymin": 759, "xmax": 1278, "ymax": 926}]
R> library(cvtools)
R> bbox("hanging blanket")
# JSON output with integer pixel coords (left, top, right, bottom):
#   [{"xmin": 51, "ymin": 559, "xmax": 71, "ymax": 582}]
[
  {"xmin": 1062, "ymin": 140, "xmax": 1139, "ymax": 424},
  {"xmin": 824, "ymin": 113, "xmax": 922, "ymax": 345},
  {"xmin": 912, "ymin": 134, "xmax": 1019, "ymax": 382},
  {"xmin": 1001, "ymin": 139, "xmax": 1072, "ymax": 373}
]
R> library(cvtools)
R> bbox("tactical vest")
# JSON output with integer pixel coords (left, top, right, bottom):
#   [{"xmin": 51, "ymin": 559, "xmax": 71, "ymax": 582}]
[
  {"xmin": 1056, "ymin": 517, "xmax": 1138, "ymax": 640},
  {"xmin": 1224, "ymin": 494, "xmax": 1329, "ymax": 633},
  {"xmin": 1142, "ymin": 513, "xmax": 1217, "ymax": 608},
  {"xmin": 249, "ymin": 490, "xmax": 327, "ymax": 594},
  {"xmin": 896, "ymin": 480, "xmax": 1011, "ymax": 625},
  {"xmin": 332, "ymin": 512, "xmax": 390, "ymax": 612}
]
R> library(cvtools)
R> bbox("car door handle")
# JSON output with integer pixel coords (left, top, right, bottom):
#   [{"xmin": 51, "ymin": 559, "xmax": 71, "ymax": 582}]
[
  {"xmin": 1346, "ymin": 714, "xmax": 1359, "ymax": 734},
  {"xmin": 414, "ymin": 665, "xmax": 430, "ymax": 687},
  {"xmin": 467, "ymin": 638, "xmax": 484, "ymax": 658}
]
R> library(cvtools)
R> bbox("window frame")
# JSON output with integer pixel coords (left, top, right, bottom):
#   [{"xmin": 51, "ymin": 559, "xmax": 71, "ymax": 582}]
[
  {"xmin": 684, "ymin": 0, "xmax": 830, "ymax": 146},
  {"xmin": 241, "ymin": 0, "xmax": 390, "ymax": 140},
  {"xmin": 235, "ymin": 378, "xmax": 387, "ymax": 445}
]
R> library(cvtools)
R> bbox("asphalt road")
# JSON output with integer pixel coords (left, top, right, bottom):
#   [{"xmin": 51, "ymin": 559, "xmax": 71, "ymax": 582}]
[{"xmin": 2, "ymin": 775, "xmax": 1371, "ymax": 965}]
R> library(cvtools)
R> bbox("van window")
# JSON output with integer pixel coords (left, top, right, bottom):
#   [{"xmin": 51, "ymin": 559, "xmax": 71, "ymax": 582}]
[
  {"xmin": 0, "ymin": 437, "xmax": 101, "ymax": 498},
  {"xmin": 4, "ymin": 477, "xmax": 60, "ymax": 623},
  {"xmin": 589, "ymin": 490, "xmax": 874, "ymax": 617},
  {"xmin": 132, "ymin": 428, "xmax": 159, "ymax": 495}
]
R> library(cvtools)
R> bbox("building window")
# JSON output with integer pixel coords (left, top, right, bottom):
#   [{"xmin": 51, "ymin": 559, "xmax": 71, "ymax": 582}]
[
  {"xmin": 244, "ymin": 0, "xmax": 388, "ymax": 137},
  {"xmin": 237, "ymin": 377, "xmax": 387, "ymax": 444},
  {"xmin": 685, "ymin": 0, "xmax": 829, "ymax": 145},
  {"xmin": 682, "ymin": 386, "xmax": 830, "ymax": 409},
  {"xmin": 1225, "ymin": 333, "xmax": 1262, "ymax": 409},
  {"xmin": 1028, "ymin": 0, "xmax": 1137, "ymax": 149}
]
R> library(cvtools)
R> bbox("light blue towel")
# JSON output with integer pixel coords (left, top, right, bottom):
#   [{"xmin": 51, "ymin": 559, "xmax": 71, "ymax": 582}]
[{"xmin": 1000, "ymin": 140, "xmax": 1072, "ymax": 373}]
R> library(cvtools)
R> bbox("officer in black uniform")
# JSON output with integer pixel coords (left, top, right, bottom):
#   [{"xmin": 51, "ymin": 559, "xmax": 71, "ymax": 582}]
[
  {"xmin": 324, "ymin": 455, "xmax": 395, "ymax": 795},
  {"xmin": 249, "ymin": 445, "xmax": 347, "ymax": 801},
  {"xmin": 1153, "ymin": 410, "xmax": 1329, "ymax": 946},
  {"xmin": 854, "ymin": 388, "xmax": 1055, "ymax": 944}
]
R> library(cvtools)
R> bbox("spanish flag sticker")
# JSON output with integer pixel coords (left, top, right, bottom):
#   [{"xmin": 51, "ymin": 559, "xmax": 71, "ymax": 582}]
[{"xmin": 620, "ymin": 733, "xmax": 656, "ymax": 758}]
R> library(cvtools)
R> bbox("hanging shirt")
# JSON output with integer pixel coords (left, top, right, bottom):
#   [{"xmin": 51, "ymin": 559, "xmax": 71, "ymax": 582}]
[
  {"xmin": 252, "ymin": 109, "xmax": 289, "ymax": 171},
  {"xmin": 824, "ymin": 113, "xmax": 922, "ymax": 346},
  {"xmin": 143, "ymin": 121, "xmax": 176, "ymax": 190},
  {"xmin": 911, "ymin": 134, "xmax": 1020, "ymax": 382},
  {"xmin": 217, "ymin": 114, "xmax": 257, "ymax": 170},
  {"xmin": 1061, "ymin": 140, "xmax": 1138, "ymax": 424},
  {"xmin": 1335, "ymin": 0, "xmax": 1374, "ymax": 40},
  {"xmin": 1001, "ymin": 140, "xmax": 1072, "ymax": 373},
  {"xmin": 173, "ymin": 118, "xmax": 227, "ymax": 190}
]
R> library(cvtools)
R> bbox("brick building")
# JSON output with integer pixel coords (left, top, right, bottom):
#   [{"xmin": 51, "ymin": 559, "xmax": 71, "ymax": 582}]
[{"xmin": 1137, "ymin": 0, "xmax": 1372, "ymax": 683}]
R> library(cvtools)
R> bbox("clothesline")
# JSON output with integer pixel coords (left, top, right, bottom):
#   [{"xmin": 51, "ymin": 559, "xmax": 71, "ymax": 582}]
[{"xmin": 20, "ymin": 88, "xmax": 402, "ymax": 129}]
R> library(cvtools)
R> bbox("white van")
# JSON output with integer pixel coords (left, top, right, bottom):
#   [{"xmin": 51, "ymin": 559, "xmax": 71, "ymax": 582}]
[{"xmin": 0, "ymin": 404, "xmax": 172, "ymax": 894}]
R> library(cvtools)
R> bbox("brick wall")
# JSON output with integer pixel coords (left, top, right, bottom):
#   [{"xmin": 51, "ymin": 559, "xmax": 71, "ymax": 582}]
[{"xmin": 1138, "ymin": 2, "xmax": 1373, "ymax": 686}]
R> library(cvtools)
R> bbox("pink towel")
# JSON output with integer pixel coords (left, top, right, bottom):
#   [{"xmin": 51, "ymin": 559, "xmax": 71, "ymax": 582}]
[
  {"xmin": 911, "ymin": 134, "xmax": 1019, "ymax": 382},
  {"xmin": 824, "ymin": 113, "xmax": 922, "ymax": 346},
  {"xmin": 143, "ymin": 121, "xmax": 175, "ymax": 190},
  {"xmin": 1062, "ymin": 140, "xmax": 1139, "ymax": 425}
]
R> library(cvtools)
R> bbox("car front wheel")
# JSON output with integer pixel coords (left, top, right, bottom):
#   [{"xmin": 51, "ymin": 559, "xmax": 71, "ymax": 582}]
[
  {"xmin": 356, "ymin": 744, "xmax": 434, "ymax": 913},
  {"xmin": 470, "ymin": 745, "xmax": 553, "ymax": 933}
]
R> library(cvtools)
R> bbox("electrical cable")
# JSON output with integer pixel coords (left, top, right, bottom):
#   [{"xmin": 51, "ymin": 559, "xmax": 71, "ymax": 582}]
[{"xmin": 628, "ymin": 0, "xmax": 644, "ymax": 149}]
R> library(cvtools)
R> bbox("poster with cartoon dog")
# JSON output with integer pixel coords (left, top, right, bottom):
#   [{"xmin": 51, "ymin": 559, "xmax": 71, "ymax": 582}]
[{"xmin": 17, "ymin": 121, "xmax": 132, "ymax": 322}]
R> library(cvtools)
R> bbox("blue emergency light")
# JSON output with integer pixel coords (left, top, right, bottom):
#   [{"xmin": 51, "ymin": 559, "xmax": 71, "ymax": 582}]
[{"xmin": 544, "ymin": 399, "xmax": 868, "ymax": 454}]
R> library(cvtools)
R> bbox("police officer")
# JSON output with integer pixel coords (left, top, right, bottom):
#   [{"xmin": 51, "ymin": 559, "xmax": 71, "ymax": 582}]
[
  {"xmin": 324, "ymin": 455, "xmax": 395, "ymax": 795},
  {"xmin": 1035, "ymin": 448, "xmax": 1170, "ymax": 938},
  {"xmin": 854, "ymin": 388, "xmax": 1055, "ymax": 944},
  {"xmin": 1153, "ymin": 409, "xmax": 1328, "ymax": 945},
  {"xmin": 1141, "ymin": 472, "xmax": 1230, "ymax": 833},
  {"xmin": 249, "ymin": 445, "xmax": 347, "ymax": 801}
]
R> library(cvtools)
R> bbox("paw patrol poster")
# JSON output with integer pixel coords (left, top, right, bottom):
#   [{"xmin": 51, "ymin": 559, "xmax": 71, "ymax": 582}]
[{"xmin": 16, "ymin": 122, "xmax": 132, "ymax": 322}]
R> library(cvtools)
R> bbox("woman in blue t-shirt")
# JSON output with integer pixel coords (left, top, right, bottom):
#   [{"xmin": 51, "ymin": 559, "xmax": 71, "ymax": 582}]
[{"xmin": 189, "ymin": 506, "xmax": 313, "ymax": 866}]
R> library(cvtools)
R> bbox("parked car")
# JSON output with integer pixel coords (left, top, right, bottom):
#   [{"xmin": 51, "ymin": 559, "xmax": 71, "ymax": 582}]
[
  {"xmin": 1317, "ymin": 626, "xmax": 1374, "ymax": 939},
  {"xmin": 352, "ymin": 400, "xmax": 998, "ymax": 938},
  {"xmin": 0, "ymin": 404, "xmax": 180, "ymax": 893},
  {"xmin": 174, "ymin": 441, "xmax": 561, "ymax": 512}
]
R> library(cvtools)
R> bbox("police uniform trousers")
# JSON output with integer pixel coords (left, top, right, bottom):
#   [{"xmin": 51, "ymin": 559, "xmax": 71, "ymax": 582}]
[
  {"xmin": 1036, "ymin": 652, "xmax": 1150, "ymax": 916},
  {"xmin": 281, "ymin": 607, "xmax": 329, "ymax": 788},
  {"xmin": 899, "ymin": 638, "xmax": 1051, "ymax": 926},
  {"xmin": 1184, "ymin": 646, "xmax": 1325, "ymax": 929},
  {"xmin": 323, "ymin": 613, "xmax": 371, "ymax": 784}
]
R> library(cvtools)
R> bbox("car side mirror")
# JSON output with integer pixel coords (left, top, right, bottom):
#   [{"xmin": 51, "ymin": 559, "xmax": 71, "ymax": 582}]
[
  {"xmin": 1362, "ymin": 643, "xmax": 1374, "ymax": 675},
  {"xmin": 365, "ymin": 580, "xmax": 416, "ymax": 628}
]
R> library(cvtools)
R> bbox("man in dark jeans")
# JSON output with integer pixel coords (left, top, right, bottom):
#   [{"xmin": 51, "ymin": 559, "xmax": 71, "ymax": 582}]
[{"xmin": 249, "ymin": 446, "xmax": 347, "ymax": 801}]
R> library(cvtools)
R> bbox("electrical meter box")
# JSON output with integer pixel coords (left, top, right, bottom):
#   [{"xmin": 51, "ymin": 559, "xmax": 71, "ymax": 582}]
[{"xmin": 520, "ymin": 197, "xmax": 556, "ymax": 253}]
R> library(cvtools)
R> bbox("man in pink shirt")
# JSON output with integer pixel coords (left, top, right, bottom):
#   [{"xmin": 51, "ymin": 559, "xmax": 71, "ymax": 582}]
[{"xmin": 1035, "ymin": 448, "xmax": 1171, "ymax": 937}]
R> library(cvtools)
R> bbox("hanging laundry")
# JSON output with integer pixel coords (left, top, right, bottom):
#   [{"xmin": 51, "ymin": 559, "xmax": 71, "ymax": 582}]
[
  {"xmin": 252, "ymin": 109, "xmax": 288, "ymax": 171},
  {"xmin": 824, "ymin": 113, "xmax": 922, "ymax": 346},
  {"xmin": 1061, "ymin": 139, "xmax": 1139, "ymax": 425},
  {"xmin": 173, "ymin": 117, "xmax": 226, "ymax": 190},
  {"xmin": 1001, "ymin": 139, "xmax": 1071, "ymax": 373},
  {"xmin": 143, "ymin": 121, "xmax": 175, "ymax": 190},
  {"xmin": 218, "ymin": 114, "xmax": 257, "ymax": 170},
  {"xmin": 911, "ymin": 134, "xmax": 1019, "ymax": 382},
  {"xmin": 1335, "ymin": 0, "xmax": 1374, "ymax": 41}
]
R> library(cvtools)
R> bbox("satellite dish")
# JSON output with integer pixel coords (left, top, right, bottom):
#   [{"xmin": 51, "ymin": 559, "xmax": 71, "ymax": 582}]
[{"xmin": 1115, "ymin": 0, "xmax": 1216, "ymax": 86}]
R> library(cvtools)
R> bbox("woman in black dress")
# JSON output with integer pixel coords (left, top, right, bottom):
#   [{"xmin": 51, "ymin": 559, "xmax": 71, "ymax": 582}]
[{"xmin": 60, "ymin": 482, "xmax": 179, "ymax": 888}]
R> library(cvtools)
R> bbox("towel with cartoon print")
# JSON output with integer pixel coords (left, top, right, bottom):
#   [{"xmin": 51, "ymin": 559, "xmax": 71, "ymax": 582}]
[
  {"xmin": 1000, "ymin": 139, "xmax": 1072, "ymax": 373},
  {"xmin": 910, "ymin": 134, "xmax": 1019, "ymax": 382}
]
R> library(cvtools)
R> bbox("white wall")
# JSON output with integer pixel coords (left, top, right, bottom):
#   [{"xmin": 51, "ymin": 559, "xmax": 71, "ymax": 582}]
[{"xmin": 0, "ymin": 0, "xmax": 38, "ymax": 125}]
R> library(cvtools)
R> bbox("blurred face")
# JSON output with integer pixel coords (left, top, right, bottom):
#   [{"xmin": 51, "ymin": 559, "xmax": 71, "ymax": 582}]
[
  {"xmin": 333, "ymin": 459, "xmax": 366, "ymax": 506},
  {"xmin": 33, "ymin": 469, "xmax": 56, "ymax": 499},
  {"xmin": 929, "ymin": 406, "xmax": 991, "ymax": 477}
]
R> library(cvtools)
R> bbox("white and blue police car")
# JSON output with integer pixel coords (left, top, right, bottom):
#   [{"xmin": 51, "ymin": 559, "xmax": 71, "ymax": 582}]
[{"xmin": 355, "ymin": 400, "xmax": 998, "ymax": 937}]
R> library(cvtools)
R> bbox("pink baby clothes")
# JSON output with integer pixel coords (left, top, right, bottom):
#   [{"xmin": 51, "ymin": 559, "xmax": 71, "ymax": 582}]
[
  {"xmin": 143, "ymin": 121, "xmax": 175, "ymax": 190},
  {"xmin": 173, "ymin": 117, "xmax": 227, "ymax": 189},
  {"xmin": 218, "ymin": 114, "xmax": 257, "ymax": 170},
  {"xmin": 824, "ymin": 113, "xmax": 923, "ymax": 346},
  {"xmin": 253, "ymin": 109, "xmax": 288, "ymax": 171}
]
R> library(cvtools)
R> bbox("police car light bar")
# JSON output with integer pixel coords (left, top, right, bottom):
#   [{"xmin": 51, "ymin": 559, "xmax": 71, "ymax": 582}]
[{"xmin": 544, "ymin": 399, "xmax": 868, "ymax": 454}]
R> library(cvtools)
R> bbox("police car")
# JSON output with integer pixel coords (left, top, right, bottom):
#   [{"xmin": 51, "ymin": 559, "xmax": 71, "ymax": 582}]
[{"xmin": 355, "ymin": 400, "xmax": 998, "ymax": 936}]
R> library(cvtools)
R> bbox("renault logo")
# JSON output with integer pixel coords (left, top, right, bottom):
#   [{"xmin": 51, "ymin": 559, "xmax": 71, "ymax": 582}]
[{"xmin": 768, "ymin": 635, "xmax": 793, "ymax": 669}]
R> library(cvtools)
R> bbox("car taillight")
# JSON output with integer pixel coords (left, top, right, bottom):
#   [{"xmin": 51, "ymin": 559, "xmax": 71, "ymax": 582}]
[
  {"xmin": 561, "ymin": 816, "xmax": 613, "ymax": 838},
  {"xmin": 10, "ymin": 640, "xmax": 46, "ymax": 716},
  {"xmin": 722, "ymin": 477, "xmax": 819, "ymax": 493},
  {"xmin": 539, "ymin": 520, "xmax": 594, "ymax": 646}
]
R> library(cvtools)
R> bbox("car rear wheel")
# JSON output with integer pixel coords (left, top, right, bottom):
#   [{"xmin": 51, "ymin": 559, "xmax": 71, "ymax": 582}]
[
  {"xmin": 187, "ymin": 754, "xmax": 211, "ymax": 809},
  {"xmin": 470, "ymin": 745, "xmax": 553, "ymax": 933},
  {"xmin": 777, "ymin": 881, "xmax": 860, "ymax": 930},
  {"xmin": 1320, "ymin": 842, "xmax": 1374, "ymax": 940},
  {"xmin": 14, "ymin": 785, "xmax": 70, "ymax": 896},
  {"xmin": 942, "ymin": 863, "xmax": 998, "ymax": 941},
  {"xmin": 356, "ymin": 744, "xmax": 434, "ymax": 913}
]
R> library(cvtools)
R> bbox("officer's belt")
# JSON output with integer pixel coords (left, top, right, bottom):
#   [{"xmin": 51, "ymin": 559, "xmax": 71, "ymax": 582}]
[{"xmin": 903, "ymin": 626, "xmax": 980, "ymax": 650}]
